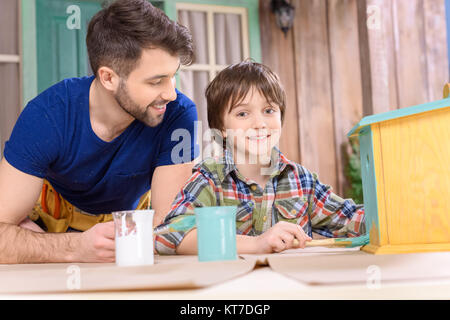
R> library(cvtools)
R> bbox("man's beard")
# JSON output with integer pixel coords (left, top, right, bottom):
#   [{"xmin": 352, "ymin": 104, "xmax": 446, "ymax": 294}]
[{"xmin": 114, "ymin": 80, "xmax": 168, "ymax": 127}]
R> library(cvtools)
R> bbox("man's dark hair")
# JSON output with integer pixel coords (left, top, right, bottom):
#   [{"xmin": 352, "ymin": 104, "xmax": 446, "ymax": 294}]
[{"xmin": 86, "ymin": 0, "xmax": 194, "ymax": 77}]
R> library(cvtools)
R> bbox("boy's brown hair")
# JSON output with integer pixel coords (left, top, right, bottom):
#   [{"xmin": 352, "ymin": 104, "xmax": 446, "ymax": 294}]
[
  {"xmin": 86, "ymin": 0, "xmax": 193, "ymax": 77},
  {"xmin": 205, "ymin": 60, "xmax": 286, "ymax": 131}
]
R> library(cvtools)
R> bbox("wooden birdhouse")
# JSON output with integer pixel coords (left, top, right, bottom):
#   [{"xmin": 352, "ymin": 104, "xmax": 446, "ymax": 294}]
[{"xmin": 348, "ymin": 85, "xmax": 450, "ymax": 254}]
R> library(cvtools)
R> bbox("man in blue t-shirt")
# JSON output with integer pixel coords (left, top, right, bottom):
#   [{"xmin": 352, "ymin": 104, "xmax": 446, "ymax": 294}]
[{"xmin": 0, "ymin": 0, "xmax": 198, "ymax": 263}]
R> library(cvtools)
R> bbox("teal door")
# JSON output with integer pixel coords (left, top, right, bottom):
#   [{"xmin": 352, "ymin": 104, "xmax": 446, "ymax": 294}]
[
  {"xmin": 36, "ymin": 0, "xmax": 102, "ymax": 93},
  {"xmin": 35, "ymin": 0, "xmax": 166, "ymax": 94}
]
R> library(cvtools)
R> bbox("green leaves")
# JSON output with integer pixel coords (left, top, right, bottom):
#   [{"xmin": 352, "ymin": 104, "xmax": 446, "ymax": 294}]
[{"xmin": 344, "ymin": 139, "xmax": 363, "ymax": 204}]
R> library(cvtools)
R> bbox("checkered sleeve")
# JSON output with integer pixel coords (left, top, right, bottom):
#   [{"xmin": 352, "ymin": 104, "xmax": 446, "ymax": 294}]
[
  {"xmin": 154, "ymin": 169, "xmax": 217, "ymax": 255},
  {"xmin": 301, "ymin": 167, "xmax": 366, "ymax": 238}
]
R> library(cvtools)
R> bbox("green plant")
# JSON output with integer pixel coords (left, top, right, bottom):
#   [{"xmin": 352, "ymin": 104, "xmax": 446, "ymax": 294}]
[{"xmin": 344, "ymin": 139, "xmax": 364, "ymax": 204}]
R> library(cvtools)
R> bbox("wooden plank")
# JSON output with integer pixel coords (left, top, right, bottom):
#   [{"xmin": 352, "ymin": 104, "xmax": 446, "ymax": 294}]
[
  {"xmin": 356, "ymin": 0, "xmax": 373, "ymax": 117},
  {"xmin": 259, "ymin": 0, "xmax": 300, "ymax": 164},
  {"xmin": 392, "ymin": 0, "xmax": 429, "ymax": 109},
  {"xmin": 357, "ymin": 0, "xmax": 399, "ymax": 115},
  {"xmin": 293, "ymin": 0, "xmax": 337, "ymax": 188},
  {"xmin": 423, "ymin": 0, "xmax": 449, "ymax": 102},
  {"xmin": 327, "ymin": 0, "xmax": 363, "ymax": 195}
]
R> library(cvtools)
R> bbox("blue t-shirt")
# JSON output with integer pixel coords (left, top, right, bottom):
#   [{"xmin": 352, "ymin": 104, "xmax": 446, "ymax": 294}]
[{"xmin": 4, "ymin": 76, "xmax": 198, "ymax": 214}]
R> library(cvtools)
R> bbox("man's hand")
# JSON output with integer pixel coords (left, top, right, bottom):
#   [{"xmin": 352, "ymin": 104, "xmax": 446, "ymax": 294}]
[
  {"xmin": 255, "ymin": 221, "xmax": 312, "ymax": 253},
  {"xmin": 76, "ymin": 221, "xmax": 115, "ymax": 263}
]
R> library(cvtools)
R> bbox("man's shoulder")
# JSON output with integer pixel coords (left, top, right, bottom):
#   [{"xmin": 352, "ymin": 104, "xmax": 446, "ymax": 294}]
[
  {"xmin": 29, "ymin": 76, "xmax": 93, "ymax": 110},
  {"xmin": 174, "ymin": 89, "xmax": 196, "ymax": 108},
  {"xmin": 159, "ymin": 89, "xmax": 198, "ymax": 133},
  {"xmin": 165, "ymin": 89, "xmax": 196, "ymax": 116}
]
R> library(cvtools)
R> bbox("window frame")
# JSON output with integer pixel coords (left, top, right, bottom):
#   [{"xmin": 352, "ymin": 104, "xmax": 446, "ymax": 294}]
[
  {"xmin": 164, "ymin": 0, "xmax": 261, "ymax": 63},
  {"xmin": 176, "ymin": 3, "xmax": 250, "ymax": 82}
]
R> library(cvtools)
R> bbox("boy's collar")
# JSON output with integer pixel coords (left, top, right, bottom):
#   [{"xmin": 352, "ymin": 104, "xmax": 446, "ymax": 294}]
[{"xmin": 214, "ymin": 147, "xmax": 296, "ymax": 183}]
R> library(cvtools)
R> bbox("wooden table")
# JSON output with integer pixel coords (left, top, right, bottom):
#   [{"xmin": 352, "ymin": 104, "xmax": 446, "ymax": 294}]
[{"xmin": 2, "ymin": 248, "xmax": 450, "ymax": 300}]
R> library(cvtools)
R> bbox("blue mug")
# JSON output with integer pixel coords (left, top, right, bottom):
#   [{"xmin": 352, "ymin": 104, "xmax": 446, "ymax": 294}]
[{"xmin": 194, "ymin": 206, "xmax": 238, "ymax": 262}]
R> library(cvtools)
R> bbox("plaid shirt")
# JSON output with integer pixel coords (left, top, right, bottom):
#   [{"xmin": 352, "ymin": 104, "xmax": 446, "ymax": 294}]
[{"xmin": 155, "ymin": 147, "xmax": 365, "ymax": 255}]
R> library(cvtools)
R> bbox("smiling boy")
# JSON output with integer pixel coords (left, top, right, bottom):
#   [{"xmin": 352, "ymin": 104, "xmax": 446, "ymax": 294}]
[{"xmin": 155, "ymin": 60, "xmax": 366, "ymax": 254}]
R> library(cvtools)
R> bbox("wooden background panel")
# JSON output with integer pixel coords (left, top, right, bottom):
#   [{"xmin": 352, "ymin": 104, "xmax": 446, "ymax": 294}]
[
  {"xmin": 327, "ymin": 0, "xmax": 363, "ymax": 195},
  {"xmin": 423, "ymin": 0, "xmax": 449, "ymax": 101},
  {"xmin": 293, "ymin": 0, "xmax": 337, "ymax": 188},
  {"xmin": 392, "ymin": 0, "xmax": 430, "ymax": 109},
  {"xmin": 356, "ymin": 0, "xmax": 374, "ymax": 117},
  {"xmin": 259, "ymin": 0, "xmax": 449, "ymax": 200},
  {"xmin": 358, "ymin": 0, "xmax": 399, "ymax": 115},
  {"xmin": 259, "ymin": 0, "xmax": 300, "ymax": 164}
]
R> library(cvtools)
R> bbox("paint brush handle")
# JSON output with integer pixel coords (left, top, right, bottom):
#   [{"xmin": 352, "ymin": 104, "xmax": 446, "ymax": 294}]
[
  {"xmin": 305, "ymin": 238, "xmax": 336, "ymax": 247},
  {"xmin": 153, "ymin": 215, "xmax": 197, "ymax": 235},
  {"xmin": 292, "ymin": 238, "xmax": 336, "ymax": 247}
]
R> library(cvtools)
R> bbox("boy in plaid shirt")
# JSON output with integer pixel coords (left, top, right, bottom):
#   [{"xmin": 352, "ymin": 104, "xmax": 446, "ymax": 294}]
[{"xmin": 155, "ymin": 60, "xmax": 365, "ymax": 255}]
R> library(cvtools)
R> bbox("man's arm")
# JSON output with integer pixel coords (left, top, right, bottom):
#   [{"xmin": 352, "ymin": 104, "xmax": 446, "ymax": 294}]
[
  {"xmin": 0, "ymin": 157, "xmax": 74, "ymax": 263},
  {"xmin": 151, "ymin": 162, "xmax": 194, "ymax": 226},
  {"xmin": 0, "ymin": 158, "xmax": 43, "ymax": 226},
  {"xmin": 0, "ymin": 158, "xmax": 115, "ymax": 263}
]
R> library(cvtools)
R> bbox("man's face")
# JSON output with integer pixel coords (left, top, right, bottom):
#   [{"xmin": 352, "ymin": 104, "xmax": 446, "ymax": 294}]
[{"xmin": 114, "ymin": 48, "xmax": 180, "ymax": 127}]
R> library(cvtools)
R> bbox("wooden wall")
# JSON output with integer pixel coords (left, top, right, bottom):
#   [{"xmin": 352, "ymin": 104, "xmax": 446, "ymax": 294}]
[{"xmin": 260, "ymin": 0, "xmax": 449, "ymax": 197}]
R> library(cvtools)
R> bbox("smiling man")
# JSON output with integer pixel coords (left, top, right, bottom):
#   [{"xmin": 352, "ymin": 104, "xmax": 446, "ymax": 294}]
[{"xmin": 0, "ymin": 0, "xmax": 198, "ymax": 263}]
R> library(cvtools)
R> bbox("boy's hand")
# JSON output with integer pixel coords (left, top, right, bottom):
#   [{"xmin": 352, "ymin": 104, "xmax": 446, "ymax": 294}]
[
  {"xmin": 255, "ymin": 221, "xmax": 312, "ymax": 253},
  {"xmin": 75, "ymin": 221, "xmax": 116, "ymax": 262}
]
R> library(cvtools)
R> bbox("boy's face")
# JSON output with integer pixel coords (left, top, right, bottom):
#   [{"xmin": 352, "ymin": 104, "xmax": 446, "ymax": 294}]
[
  {"xmin": 222, "ymin": 87, "xmax": 282, "ymax": 162},
  {"xmin": 114, "ymin": 48, "xmax": 180, "ymax": 127}
]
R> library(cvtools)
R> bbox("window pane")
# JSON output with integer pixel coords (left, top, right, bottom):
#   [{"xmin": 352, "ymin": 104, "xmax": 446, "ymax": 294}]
[
  {"xmin": 0, "ymin": 63, "xmax": 20, "ymax": 156},
  {"xmin": 0, "ymin": 0, "xmax": 19, "ymax": 55},
  {"xmin": 178, "ymin": 10, "xmax": 209, "ymax": 64},
  {"xmin": 178, "ymin": 70, "xmax": 209, "ymax": 135},
  {"xmin": 214, "ymin": 13, "xmax": 243, "ymax": 65}
]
